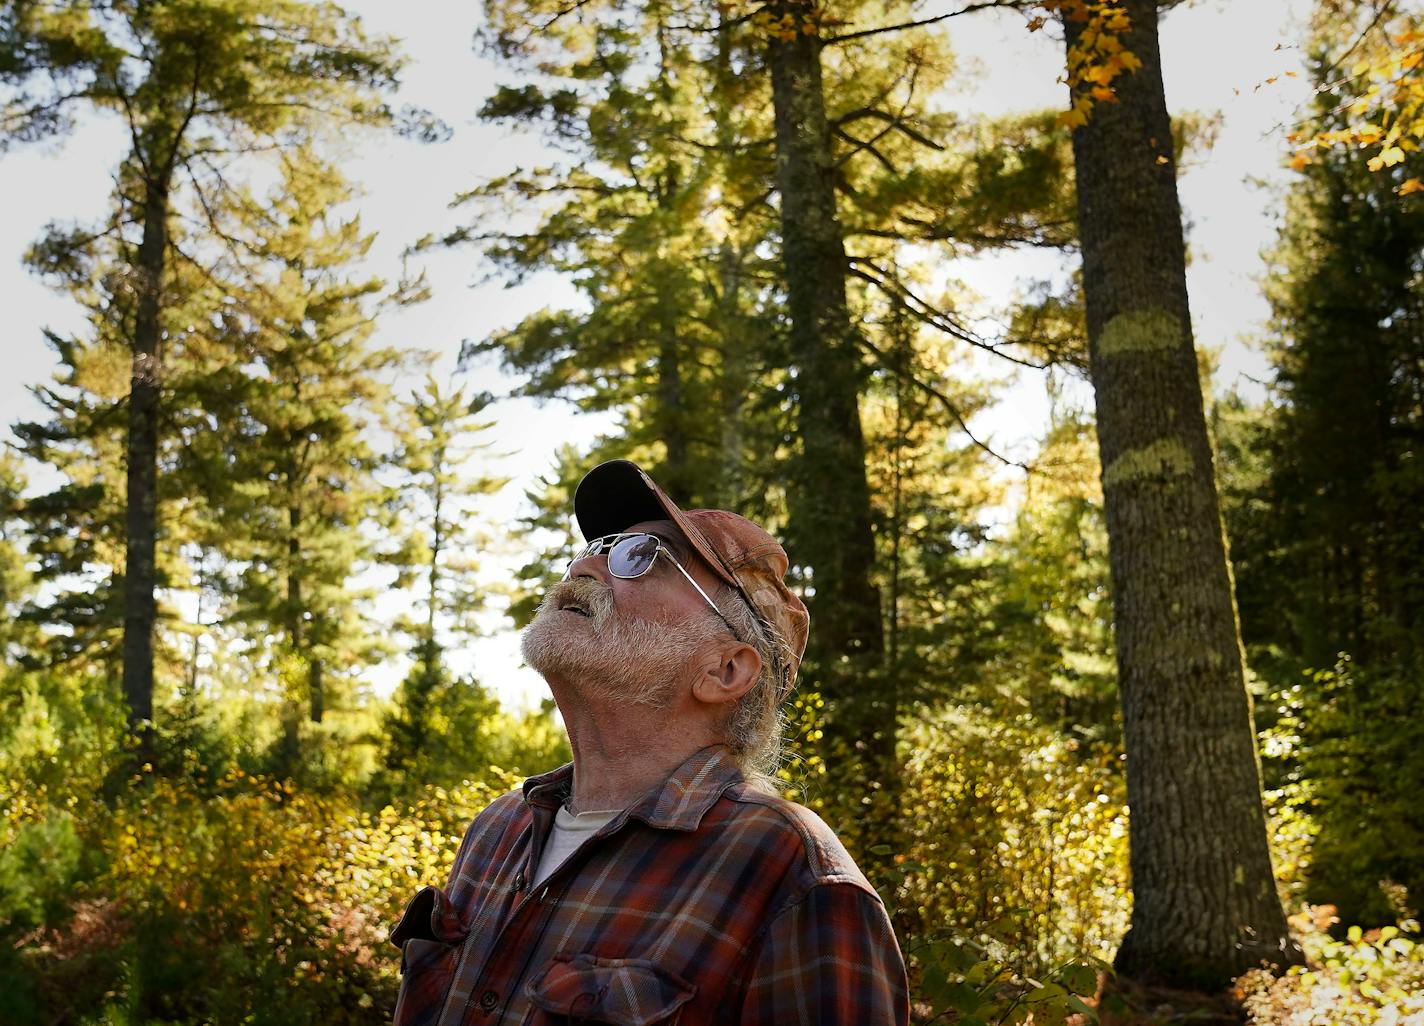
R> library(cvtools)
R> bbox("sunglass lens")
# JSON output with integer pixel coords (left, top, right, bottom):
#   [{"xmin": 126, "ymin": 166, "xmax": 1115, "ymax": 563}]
[{"xmin": 608, "ymin": 535, "xmax": 658, "ymax": 577}]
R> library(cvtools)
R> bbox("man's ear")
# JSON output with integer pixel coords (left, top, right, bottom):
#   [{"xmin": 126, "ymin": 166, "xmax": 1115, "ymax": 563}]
[{"xmin": 691, "ymin": 643, "xmax": 762, "ymax": 707}]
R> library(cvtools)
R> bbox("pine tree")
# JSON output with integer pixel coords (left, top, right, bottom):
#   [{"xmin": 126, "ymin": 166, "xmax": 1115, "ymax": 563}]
[
  {"xmin": 12, "ymin": 203, "xmax": 224, "ymax": 689},
  {"xmin": 183, "ymin": 151, "xmax": 416, "ymax": 752},
  {"xmin": 1230, "ymin": 22, "xmax": 1424, "ymax": 925},
  {"xmin": 1, "ymin": 0, "xmax": 408, "ymax": 747},
  {"xmin": 458, "ymin": 0, "xmax": 780, "ymax": 511},
  {"xmin": 0, "ymin": 449, "xmax": 37, "ymax": 662},
  {"xmin": 381, "ymin": 376, "xmax": 508, "ymax": 781}
]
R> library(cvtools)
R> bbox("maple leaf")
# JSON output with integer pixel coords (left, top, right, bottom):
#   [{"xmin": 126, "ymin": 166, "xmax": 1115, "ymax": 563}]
[
  {"xmin": 1119, "ymin": 50, "xmax": 1143, "ymax": 72},
  {"xmin": 1398, "ymin": 177, "xmax": 1424, "ymax": 196},
  {"xmin": 1060, "ymin": 108, "xmax": 1089, "ymax": 129}
]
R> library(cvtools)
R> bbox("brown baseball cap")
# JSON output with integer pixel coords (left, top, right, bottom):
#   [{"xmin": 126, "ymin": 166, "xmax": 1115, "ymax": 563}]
[{"xmin": 573, "ymin": 459, "xmax": 809, "ymax": 700}]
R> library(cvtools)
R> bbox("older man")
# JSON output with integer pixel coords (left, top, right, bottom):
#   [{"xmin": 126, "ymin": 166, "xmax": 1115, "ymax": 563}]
[{"xmin": 390, "ymin": 459, "xmax": 908, "ymax": 1025}]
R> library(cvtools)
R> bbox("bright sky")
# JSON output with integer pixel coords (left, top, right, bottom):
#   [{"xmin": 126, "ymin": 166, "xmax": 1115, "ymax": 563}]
[{"xmin": 0, "ymin": 0, "xmax": 1315, "ymax": 708}]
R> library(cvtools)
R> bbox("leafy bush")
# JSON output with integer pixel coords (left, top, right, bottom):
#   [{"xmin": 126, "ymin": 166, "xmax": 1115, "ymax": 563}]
[
  {"xmin": 1237, "ymin": 906, "xmax": 1424, "ymax": 1026},
  {"xmin": 894, "ymin": 705, "xmax": 1130, "ymax": 980},
  {"xmin": 4, "ymin": 766, "xmax": 522, "ymax": 1026},
  {"xmin": 1261, "ymin": 657, "xmax": 1424, "ymax": 926}
]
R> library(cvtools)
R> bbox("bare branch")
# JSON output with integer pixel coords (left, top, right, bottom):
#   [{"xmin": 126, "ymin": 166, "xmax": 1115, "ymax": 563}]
[
  {"xmin": 833, "ymin": 107, "xmax": 946, "ymax": 151},
  {"xmin": 853, "ymin": 328, "xmax": 1034, "ymax": 471},
  {"xmin": 851, "ymin": 258, "xmax": 1053, "ymax": 370},
  {"xmin": 834, "ymin": 125, "xmax": 901, "ymax": 174},
  {"xmin": 825, "ymin": 0, "xmax": 1033, "ymax": 46}
]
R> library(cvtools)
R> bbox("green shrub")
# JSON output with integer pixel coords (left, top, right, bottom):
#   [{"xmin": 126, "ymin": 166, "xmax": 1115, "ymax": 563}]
[
  {"xmin": 1238, "ymin": 906, "xmax": 1424, "ymax": 1026},
  {"xmin": 1261, "ymin": 658, "xmax": 1424, "ymax": 926},
  {"xmin": 894, "ymin": 705, "xmax": 1130, "ymax": 980},
  {"xmin": 4, "ymin": 765, "xmax": 521, "ymax": 1026}
]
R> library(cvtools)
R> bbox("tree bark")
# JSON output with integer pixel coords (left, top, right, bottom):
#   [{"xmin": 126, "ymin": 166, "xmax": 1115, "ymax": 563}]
[
  {"xmin": 766, "ymin": 6, "xmax": 895, "ymax": 846},
  {"xmin": 121, "ymin": 177, "xmax": 169, "ymax": 747},
  {"xmin": 652, "ymin": 24, "xmax": 691, "ymax": 505},
  {"xmin": 766, "ymin": 11, "xmax": 883, "ymax": 662},
  {"xmin": 1065, "ymin": 0, "xmax": 1303, "ymax": 987}
]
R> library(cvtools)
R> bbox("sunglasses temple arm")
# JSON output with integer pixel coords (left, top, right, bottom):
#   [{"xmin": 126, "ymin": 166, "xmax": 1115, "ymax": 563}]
[{"xmin": 666, "ymin": 555, "xmax": 745, "ymax": 639}]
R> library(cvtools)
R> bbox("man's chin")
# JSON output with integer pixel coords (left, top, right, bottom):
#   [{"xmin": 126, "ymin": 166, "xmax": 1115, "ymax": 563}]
[{"xmin": 521, "ymin": 614, "xmax": 598, "ymax": 678}]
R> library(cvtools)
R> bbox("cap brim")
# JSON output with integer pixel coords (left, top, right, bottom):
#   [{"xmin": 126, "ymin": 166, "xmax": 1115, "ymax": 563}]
[{"xmin": 574, "ymin": 460, "xmax": 739, "ymax": 591}]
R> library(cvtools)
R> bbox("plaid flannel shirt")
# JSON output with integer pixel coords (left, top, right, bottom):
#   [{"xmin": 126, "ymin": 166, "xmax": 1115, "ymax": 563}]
[{"xmin": 389, "ymin": 744, "xmax": 909, "ymax": 1026}]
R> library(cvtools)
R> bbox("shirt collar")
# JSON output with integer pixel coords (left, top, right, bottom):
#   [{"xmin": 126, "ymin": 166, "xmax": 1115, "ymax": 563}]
[{"xmin": 521, "ymin": 744, "xmax": 742, "ymax": 832}]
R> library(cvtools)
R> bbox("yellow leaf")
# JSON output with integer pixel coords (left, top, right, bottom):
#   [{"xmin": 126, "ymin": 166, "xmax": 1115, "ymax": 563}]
[
  {"xmin": 1155, "ymin": 154, "xmax": 1169, "ymax": 165},
  {"xmin": 1397, "ymin": 178, "xmax": 1424, "ymax": 196},
  {"xmin": 1090, "ymin": 85, "xmax": 1115, "ymax": 101},
  {"xmin": 1060, "ymin": 108, "xmax": 1089, "ymax": 129},
  {"xmin": 1380, "ymin": 145, "xmax": 1406, "ymax": 167},
  {"xmin": 1368, "ymin": 155, "xmax": 1386, "ymax": 172},
  {"xmin": 1120, "ymin": 50, "xmax": 1143, "ymax": 72},
  {"xmin": 1289, "ymin": 153, "xmax": 1312, "ymax": 171}
]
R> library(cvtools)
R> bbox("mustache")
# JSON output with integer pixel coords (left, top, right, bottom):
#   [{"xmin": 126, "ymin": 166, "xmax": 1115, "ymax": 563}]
[{"xmin": 539, "ymin": 576, "xmax": 615, "ymax": 622}]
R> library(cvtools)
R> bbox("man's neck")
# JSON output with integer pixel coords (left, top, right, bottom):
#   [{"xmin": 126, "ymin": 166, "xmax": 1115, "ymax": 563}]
[{"xmin": 548, "ymin": 678, "xmax": 715, "ymax": 815}]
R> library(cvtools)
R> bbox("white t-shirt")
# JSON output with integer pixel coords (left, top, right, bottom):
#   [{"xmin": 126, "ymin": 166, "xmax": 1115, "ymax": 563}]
[{"xmin": 530, "ymin": 804, "xmax": 620, "ymax": 890}]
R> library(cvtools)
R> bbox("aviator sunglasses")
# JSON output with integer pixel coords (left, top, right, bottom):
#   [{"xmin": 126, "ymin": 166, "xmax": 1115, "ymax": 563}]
[{"xmin": 563, "ymin": 533, "xmax": 748, "ymax": 643}]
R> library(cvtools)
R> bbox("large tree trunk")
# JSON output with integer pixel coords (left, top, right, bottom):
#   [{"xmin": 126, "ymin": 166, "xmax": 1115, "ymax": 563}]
[
  {"xmin": 765, "ymin": 8, "xmax": 894, "ymax": 835},
  {"xmin": 121, "ymin": 178, "xmax": 169, "ymax": 746},
  {"xmin": 1065, "ymin": 0, "xmax": 1302, "ymax": 988}
]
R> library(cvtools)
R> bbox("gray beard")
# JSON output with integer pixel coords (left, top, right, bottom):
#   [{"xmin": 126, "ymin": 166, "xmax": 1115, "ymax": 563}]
[{"xmin": 520, "ymin": 577, "xmax": 714, "ymax": 708}]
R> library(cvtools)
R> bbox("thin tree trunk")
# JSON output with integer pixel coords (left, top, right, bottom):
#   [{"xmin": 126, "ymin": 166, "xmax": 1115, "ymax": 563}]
[
  {"xmin": 656, "ymin": 305, "xmax": 688, "ymax": 502},
  {"xmin": 653, "ymin": 23, "xmax": 690, "ymax": 505},
  {"xmin": 766, "ymin": 7, "xmax": 895, "ymax": 862},
  {"xmin": 121, "ymin": 178, "xmax": 169, "ymax": 748},
  {"xmin": 1065, "ymin": 0, "xmax": 1302, "ymax": 987},
  {"xmin": 309, "ymin": 658, "xmax": 324, "ymax": 722},
  {"xmin": 711, "ymin": 14, "xmax": 748, "ymax": 508},
  {"xmin": 766, "ymin": 7, "xmax": 884, "ymax": 668}
]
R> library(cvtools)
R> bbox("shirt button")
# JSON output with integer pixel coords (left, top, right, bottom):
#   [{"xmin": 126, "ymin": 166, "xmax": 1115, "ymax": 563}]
[{"xmin": 478, "ymin": 990, "xmax": 499, "ymax": 1012}]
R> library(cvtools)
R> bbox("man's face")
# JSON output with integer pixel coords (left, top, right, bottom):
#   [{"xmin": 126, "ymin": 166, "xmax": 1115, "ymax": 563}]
[{"xmin": 520, "ymin": 519, "xmax": 727, "ymax": 706}]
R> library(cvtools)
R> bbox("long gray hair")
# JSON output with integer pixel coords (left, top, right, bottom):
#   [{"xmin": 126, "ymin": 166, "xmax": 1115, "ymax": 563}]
[{"xmin": 714, "ymin": 584, "xmax": 790, "ymax": 794}]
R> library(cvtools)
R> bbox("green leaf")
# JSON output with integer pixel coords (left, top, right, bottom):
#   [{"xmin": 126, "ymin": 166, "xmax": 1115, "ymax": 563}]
[
  {"xmin": 942, "ymin": 982, "xmax": 983, "ymax": 1015},
  {"xmin": 1060, "ymin": 962, "xmax": 1098, "ymax": 996},
  {"xmin": 1026, "ymin": 982, "xmax": 1067, "ymax": 1002}
]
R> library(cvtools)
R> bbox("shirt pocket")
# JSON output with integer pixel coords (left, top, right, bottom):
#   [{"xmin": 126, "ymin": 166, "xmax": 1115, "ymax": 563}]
[
  {"xmin": 391, "ymin": 885, "xmax": 468, "ymax": 1026},
  {"xmin": 523, "ymin": 953, "xmax": 697, "ymax": 1026}
]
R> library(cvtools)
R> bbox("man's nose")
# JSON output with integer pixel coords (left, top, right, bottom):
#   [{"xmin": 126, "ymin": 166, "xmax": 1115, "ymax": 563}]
[{"xmin": 564, "ymin": 552, "xmax": 611, "ymax": 582}]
